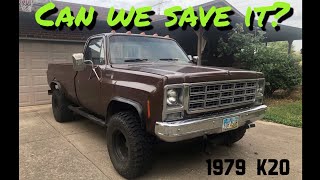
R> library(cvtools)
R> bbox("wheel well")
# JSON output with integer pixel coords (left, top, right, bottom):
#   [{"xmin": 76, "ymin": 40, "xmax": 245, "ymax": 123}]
[
  {"xmin": 50, "ymin": 82, "xmax": 59, "ymax": 90},
  {"xmin": 106, "ymin": 101, "xmax": 142, "ymax": 124}
]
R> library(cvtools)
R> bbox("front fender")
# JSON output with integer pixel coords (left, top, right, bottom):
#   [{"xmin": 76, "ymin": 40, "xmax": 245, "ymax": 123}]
[
  {"xmin": 103, "ymin": 79, "xmax": 164, "ymax": 134},
  {"xmin": 110, "ymin": 97, "xmax": 144, "ymax": 122}
]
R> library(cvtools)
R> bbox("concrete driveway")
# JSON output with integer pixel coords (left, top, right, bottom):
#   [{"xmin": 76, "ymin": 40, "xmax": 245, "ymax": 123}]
[{"xmin": 19, "ymin": 105, "xmax": 302, "ymax": 180}]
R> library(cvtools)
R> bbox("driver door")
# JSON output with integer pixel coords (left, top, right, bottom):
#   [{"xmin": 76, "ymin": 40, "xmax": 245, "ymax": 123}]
[{"xmin": 75, "ymin": 37, "xmax": 105, "ymax": 114}]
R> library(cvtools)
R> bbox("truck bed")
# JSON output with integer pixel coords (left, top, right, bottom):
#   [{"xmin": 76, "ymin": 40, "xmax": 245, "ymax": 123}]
[{"xmin": 47, "ymin": 63, "xmax": 78, "ymax": 105}]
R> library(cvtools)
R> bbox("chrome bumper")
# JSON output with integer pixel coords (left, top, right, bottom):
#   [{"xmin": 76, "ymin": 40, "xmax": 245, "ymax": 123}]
[{"xmin": 155, "ymin": 105, "xmax": 267, "ymax": 142}]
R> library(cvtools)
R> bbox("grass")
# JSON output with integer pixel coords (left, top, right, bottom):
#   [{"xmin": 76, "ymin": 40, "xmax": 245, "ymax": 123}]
[{"xmin": 262, "ymin": 87, "xmax": 302, "ymax": 128}]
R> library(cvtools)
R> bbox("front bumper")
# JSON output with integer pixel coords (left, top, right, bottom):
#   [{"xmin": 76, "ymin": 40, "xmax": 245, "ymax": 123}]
[{"xmin": 155, "ymin": 105, "xmax": 267, "ymax": 142}]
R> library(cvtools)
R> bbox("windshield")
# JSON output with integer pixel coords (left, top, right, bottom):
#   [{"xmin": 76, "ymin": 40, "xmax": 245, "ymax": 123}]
[{"xmin": 109, "ymin": 35, "xmax": 190, "ymax": 64}]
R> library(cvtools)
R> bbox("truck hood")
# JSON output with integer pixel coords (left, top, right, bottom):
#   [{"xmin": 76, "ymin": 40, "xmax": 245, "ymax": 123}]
[{"xmin": 112, "ymin": 63, "xmax": 263, "ymax": 84}]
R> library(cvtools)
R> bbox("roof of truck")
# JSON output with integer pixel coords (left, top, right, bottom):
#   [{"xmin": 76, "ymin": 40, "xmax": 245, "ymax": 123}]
[{"xmin": 93, "ymin": 33, "xmax": 174, "ymax": 40}]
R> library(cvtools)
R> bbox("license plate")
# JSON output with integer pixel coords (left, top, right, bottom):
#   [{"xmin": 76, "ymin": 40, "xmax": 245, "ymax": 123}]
[{"xmin": 222, "ymin": 116, "xmax": 239, "ymax": 131}]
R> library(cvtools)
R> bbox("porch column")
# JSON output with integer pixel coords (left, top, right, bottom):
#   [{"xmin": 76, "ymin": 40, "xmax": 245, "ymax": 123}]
[
  {"xmin": 196, "ymin": 27, "xmax": 204, "ymax": 66},
  {"xmin": 288, "ymin": 40, "xmax": 293, "ymax": 54}
]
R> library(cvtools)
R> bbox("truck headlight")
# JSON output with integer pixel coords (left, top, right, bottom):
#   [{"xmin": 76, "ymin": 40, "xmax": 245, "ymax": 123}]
[
  {"xmin": 167, "ymin": 89, "xmax": 177, "ymax": 105},
  {"xmin": 163, "ymin": 85, "xmax": 184, "ymax": 121},
  {"xmin": 256, "ymin": 78, "xmax": 265, "ymax": 96},
  {"xmin": 255, "ymin": 78, "xmax": 265, "ymax": 105},
  {"xmin": 166, "ymin": 88, "xmax": 183, "ymax": 107}
]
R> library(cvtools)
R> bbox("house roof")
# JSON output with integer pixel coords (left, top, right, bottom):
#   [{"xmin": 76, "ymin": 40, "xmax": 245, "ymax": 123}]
[
  {"xmin": 27, "ymin": 0, "xmax": 165, "ymax": 21},
  {"xmin": 19, "ymin": 0, "xmax": 302, "ymax": 43},
  {"xmin": 19, "ymin": 0, "xmax": 164, "ymax": 41},
  {"xmin": 150, "ymin": 0, "xmax": 302, "ymax": 42}
]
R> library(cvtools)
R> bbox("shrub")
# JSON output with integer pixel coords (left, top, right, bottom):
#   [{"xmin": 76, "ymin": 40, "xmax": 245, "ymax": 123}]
[{"xmin": 216, "ymin": 24, "xmax": 302, "ymax": 96}]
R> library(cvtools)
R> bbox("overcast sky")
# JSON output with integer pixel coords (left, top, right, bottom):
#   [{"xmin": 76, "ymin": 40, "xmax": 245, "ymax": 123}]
[{"xmin": 54, "ymin": 0, "xmax": 302, "ymax": 51}]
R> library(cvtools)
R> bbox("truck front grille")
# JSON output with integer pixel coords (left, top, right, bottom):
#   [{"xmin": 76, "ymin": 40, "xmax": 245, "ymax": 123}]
[{"xmin": 188, "ymin": 80, "xmax": 257, "ymax": 112}]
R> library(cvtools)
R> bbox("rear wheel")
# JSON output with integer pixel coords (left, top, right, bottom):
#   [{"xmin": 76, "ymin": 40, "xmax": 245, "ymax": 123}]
[
  {"xmin": 52, "ymin": 89, "xmax": 73, "ymax": 122},
  {"xmin": 106, "ymin": 111, "xmax": 153, "ymax": 179}
]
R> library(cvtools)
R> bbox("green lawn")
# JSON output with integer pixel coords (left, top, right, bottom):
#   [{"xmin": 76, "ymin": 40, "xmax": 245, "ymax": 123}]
[{"xmin": 263, "ymin": 90, "xmax": 302, "ymax": 127}]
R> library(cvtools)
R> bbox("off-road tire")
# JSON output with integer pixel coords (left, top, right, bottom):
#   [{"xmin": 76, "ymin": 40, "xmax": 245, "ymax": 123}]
[
  {"xmin": 107, "ymin": 111, "xmax": 153, "ymax": 179},
  {"xmin": 207, "ymin": 126, "xmax": 247, "ymax": 146},
  {"xmin": 223, "ymin": 126, "xmax": 247, "ymax": 146},
  {"xmin": 52, "ymin": 89, "xmax": 73, "ymax": 122}
]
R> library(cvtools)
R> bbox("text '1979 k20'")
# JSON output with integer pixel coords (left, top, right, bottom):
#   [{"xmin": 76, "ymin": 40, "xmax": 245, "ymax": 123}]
[{"xmin": 47, "ymin": 32, "xmax": 267, "ymax": 179}]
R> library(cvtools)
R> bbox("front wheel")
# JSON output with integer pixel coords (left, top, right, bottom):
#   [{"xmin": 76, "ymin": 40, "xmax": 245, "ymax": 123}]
[
  {"xmin": 106, "ymin": 111, "xmax": 153, "ymax": 179},
  {"xmin": 208, "ymin": 126, "xmax": 247, "ymax": 146},
  {"xmin": 222, "ymin": 126, "xmax": 247, "ymax": 146}
]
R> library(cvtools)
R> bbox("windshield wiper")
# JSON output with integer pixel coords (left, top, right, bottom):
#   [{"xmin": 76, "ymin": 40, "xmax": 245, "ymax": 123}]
[
  {"xmin": 159, "ymin": 58, "xmax": 179, "ymax": 61},
  {"xmin": 124, "ymin": 58, "xmax": 148, "ymax": 62}
]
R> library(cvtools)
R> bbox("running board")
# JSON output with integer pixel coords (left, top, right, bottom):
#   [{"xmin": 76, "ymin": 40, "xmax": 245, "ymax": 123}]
[{"xmin": 68, "ymin": 105, "xmax": 106, "ymax": 127}]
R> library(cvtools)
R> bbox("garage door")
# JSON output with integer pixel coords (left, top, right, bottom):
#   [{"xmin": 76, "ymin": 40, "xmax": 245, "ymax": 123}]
[{"xmin": 19, "ymin": 40, "xmax": 84, "ymax": 106}]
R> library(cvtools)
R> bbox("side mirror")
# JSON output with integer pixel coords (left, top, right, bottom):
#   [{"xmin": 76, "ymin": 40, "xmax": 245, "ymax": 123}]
[
  {"xmin": 193, "ymin": 56, "xmax": 199, "ymax": 63},
  {"xmin": 72, "ymin": 53, "xmax": 85, "ymax": 71},
  {"xmin": 188, "ymin": 55, "xmax": 199, "ymax": 64}
]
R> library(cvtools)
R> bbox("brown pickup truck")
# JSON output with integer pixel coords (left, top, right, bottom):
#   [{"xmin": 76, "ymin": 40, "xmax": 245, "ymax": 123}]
[{"xmin": 47, "ymin": 32, "xmax": 267, "ymax": 179}]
